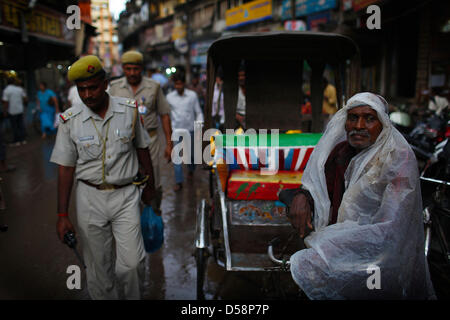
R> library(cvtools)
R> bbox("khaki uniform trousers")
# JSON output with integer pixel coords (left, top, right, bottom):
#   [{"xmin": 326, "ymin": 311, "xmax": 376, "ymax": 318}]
[{"xmin": 76, "ymin": 181, "xmax": 146, "ymax": 300}]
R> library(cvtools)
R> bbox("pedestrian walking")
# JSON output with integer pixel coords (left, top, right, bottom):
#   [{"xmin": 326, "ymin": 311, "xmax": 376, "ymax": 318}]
[
  {"xmin": 167, "ymin": 71, "xmax": 204, "ymax": 191},
  {"xmin": 109, "ymin": 50, "xmax": 173, "ymax": 215},
  {"xmin": 51, "ymin": 55, "xmax": 157, "ymax": 300},
  {"xmin": 36, "ymin": 81, "xmax": 60, "ymax": 139},
  {"xmin": 187, "ymin": 72, "xmax": 206, "ymax": 113},
  {"xmin": 2, "ymin": 77, "xmax": 27, "ymax": 145}
]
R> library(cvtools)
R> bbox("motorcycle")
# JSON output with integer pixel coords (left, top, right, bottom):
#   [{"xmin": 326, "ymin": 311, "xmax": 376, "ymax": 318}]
[
  {"xmin": 397, "ymin": 108, "xmax": 449, "ymax": 170},
  {"xmin": 420, "ymin": 138, "xmax": 450, "ymax": 264}
]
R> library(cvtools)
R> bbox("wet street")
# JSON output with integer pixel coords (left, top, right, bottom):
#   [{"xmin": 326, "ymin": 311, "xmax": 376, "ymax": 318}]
[{"xmin": 0, "ymin": 126, "xmax": 299, "ymax": 300}]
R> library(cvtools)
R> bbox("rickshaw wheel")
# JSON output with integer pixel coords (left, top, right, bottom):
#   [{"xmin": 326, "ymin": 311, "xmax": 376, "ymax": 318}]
[
  {"xmin": 208, "ymin": 170, "xmax": 215, "ymax": 199},
  {"xmin": 195, "ymin": 247, "xmax": 209, "ymax": 300}
]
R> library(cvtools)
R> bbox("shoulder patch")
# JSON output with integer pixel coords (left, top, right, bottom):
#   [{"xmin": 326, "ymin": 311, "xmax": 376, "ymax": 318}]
[{"xmin": 59, "ymin": 106, "xmax": 82, "ymax": 123}]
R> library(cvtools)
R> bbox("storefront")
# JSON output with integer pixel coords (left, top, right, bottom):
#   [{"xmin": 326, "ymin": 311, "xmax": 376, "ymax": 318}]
[{"xmin": 0, "ymin": 0, "xmax": 77, "ymax": 123}]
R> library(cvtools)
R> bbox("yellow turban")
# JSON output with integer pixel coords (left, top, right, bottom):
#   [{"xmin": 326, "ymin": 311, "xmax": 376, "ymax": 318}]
[
  {"xmin": 68, "ymin": 55, "xmax": 104, "ymax": 82},
  {"xmin": 121, "ymin": 50, "xmax": 143, "ymax": 65}
]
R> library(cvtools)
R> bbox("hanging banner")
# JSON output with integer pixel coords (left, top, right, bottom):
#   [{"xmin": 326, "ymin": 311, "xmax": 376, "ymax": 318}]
[{"xmin": 226, "ymin": 0, "xmax": 272, "ymax": 29}]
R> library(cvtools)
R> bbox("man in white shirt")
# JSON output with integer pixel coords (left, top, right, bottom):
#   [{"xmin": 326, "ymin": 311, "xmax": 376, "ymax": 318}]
[
  {"xmin": 2, "ymin": 77, "xmax": 27, "ymax": 146},
  {"xmin": 166, "ymin": 71, "xmax": 204, "ymax": 191}
]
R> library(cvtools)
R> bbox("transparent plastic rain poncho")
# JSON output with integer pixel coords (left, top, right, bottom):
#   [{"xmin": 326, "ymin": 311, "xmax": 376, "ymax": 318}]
[{"xmin": 290, "ymin": 92, "xmax": 436, "ymax": 299}]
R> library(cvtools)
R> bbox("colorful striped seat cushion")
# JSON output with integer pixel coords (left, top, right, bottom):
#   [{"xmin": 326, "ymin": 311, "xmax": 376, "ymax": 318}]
[
  {"xmin": 227, "ymin": 170, "xmax": 303, "ymax": 200},
  {"xmin": 213, "ymin": 133, "xmax": 321, "ymax": 171}
]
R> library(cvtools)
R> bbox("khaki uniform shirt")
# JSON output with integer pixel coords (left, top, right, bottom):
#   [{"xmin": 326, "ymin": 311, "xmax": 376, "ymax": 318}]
[
  {"xmin": 50, "ymin": 95, "xmax": 151, "ymax": 185},
  {"xmin": 108, "ymin": 76, "xmax": 171, "ymax": 130}
]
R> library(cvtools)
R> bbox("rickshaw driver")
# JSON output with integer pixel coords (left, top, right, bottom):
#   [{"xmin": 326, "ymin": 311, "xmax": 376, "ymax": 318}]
[{"xmin": 283, "ymin": 92, "xmax": 435, "ymax": 299}]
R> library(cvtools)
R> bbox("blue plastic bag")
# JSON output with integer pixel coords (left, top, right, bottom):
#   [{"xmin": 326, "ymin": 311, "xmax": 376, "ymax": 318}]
[{"xmin": 140, "ymin": 206, "xmax": 164, "ymax": 253}]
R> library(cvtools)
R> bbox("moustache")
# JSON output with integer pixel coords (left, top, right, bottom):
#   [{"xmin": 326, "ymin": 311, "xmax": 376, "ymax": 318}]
[{"xmin": 349, "ymin": 130, "xmax": 370, "ymax": 137}]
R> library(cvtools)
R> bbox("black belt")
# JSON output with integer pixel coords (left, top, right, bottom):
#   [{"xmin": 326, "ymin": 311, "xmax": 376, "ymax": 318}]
[{"xmin": 79, "ymin": 180, "xmax": 133, "ymax": 190}]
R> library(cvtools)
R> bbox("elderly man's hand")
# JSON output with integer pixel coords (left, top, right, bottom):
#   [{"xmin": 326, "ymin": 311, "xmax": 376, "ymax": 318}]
[{"xmin": 288, "ymin": 193, "xmax": 313, "ymax": 238}]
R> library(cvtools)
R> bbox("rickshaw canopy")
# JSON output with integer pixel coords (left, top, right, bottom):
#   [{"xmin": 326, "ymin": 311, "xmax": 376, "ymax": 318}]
[
  {"xmin": 205, "ymin": 32, "xmax": 360, "ymax": 132},
  {"xmin": 208, "ymin": 31, "xmax": 358, "ymax": 63}
]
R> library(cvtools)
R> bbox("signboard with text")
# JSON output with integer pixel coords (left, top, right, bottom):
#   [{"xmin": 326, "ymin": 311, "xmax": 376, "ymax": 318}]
[
  {"xmin": 226, "ymin": 0, "xmax": 272, "ymax": 29},
  {"xmin": 281, "ymin": 0, "xmax": 336, "ymax": 20},
  {"xmin": 307, "ymin": 10, "xmax": 331, "ymax": 31},
  {"xmin": 172, "ymin": 25, "xmax": 187, "ymax": 41},
  {"xmin": 284, "ymin": 20, "xmax": 307, "ymax": 31},
  {"xmin": 0, "ymin": 0, "xmax": 74, "ymax": 45},
  {"xmin": 190, "ymin": 40, "xmax": 214, "ymax": 66}
]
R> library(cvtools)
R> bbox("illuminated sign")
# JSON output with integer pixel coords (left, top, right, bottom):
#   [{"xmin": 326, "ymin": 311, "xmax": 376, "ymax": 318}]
[{"xmin": 226, "ymin": 0, "xmax": 272, "ymax": 29}]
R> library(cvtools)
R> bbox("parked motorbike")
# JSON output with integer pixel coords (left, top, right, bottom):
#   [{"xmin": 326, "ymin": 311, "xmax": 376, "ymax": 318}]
[
  {"xmin": 393, "ymin": 107, "xmax": 449, "ymax": 170},
  {"xmin": 420, "ymin": 138, "xmax": 450, "ymax": 264},
  {"xmin": 389, "ymin": 103, "xmax": 412, "ymax": 135}
]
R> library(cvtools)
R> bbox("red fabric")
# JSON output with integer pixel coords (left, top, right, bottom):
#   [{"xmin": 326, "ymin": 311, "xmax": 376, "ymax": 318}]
[
  {"xmin": 227, "ymin": 171, "xmax": 302, "ymax": 201},
  {"xmin": 324, "ymin": 141, "xmax": 357, "ymax": 224}
]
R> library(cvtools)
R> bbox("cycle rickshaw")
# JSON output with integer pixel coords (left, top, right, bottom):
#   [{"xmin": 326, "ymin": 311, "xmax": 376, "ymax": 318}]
[{"xmin": 194, "ymin": 32, "xmax": 360, "ymax": 299}]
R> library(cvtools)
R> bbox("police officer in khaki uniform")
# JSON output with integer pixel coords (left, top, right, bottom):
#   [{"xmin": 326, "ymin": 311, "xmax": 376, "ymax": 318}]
[
  {"xmin": 109, "ymin": 51, "xmax": 172, "ymax": 215},
  {"xmin": 51, "ymin": 55, "xmax": 156, "ymax": 300}
]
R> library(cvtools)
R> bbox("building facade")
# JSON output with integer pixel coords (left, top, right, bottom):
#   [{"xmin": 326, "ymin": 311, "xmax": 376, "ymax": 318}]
[
  {"xmin": 90, "ymin": 0, "xmax": 119, "ymax": 72},
  {"xmin": 0, "ymin": 0, "xmax": 96, "ymax": 121},
  {"xmin": 117, "ymin": 0, "xmax": 450, "ymax": 104}
]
